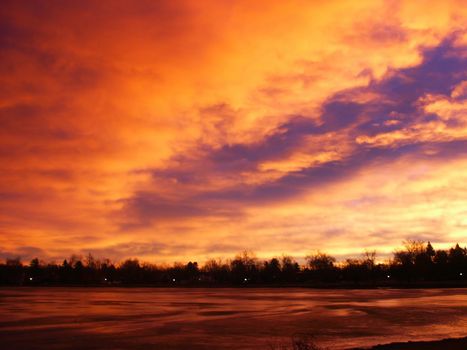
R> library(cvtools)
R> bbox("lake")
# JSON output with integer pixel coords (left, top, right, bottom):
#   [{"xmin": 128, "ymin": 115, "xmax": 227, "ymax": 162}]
[{"xmin": 0, "ymin": 288, "xmax": 466, "ymax": 349}]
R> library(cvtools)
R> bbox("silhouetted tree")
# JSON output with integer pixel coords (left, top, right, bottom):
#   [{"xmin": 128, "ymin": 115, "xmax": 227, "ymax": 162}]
[
  {"xmin": 362, "ymin": 250, "xmax": 376, "ymax": 269},
  {"xmin": 392, "ymin": 240, "xmax": 427, "ymax": 281},
  {"xmin": 119, "ymin": 259, "xmax": 142, "ymax": 283},
  {"xmin": 6, "ymin": 257, "xmax": 21, "ymax": 266},
  {"xmin": 230, "ymin": 251, "xmax": 259, "ymax": 284},
  {"xmin": 448, "ymin": 244, "xmax": 466, "ymax": 279},
  {"xmin": 202, "ymin": 258, "xmax": 230, "ymax": 283},
  {"xmin": 60, "ymin": 259, "xmax": 73, "ymax": 283},
  {"xmin": 342, "ymin": 258, "xmax": 363, "ymax": 283},
  {"xmin": 28, "ymin": 258, "xmax": 41, "ymax": 283},
  {"xmin": 262, "ymin": 258, "xmax": 281, "ymax": 283},
  {"xmin": 305, "ymin": 252, "xmax": 336, "ymax": 282},
  {"xmin": 434, "ymin": 249, "xmax": 448, "ymax": 265},
  {"xmin": 306, "ymin": 252, "xmax": 335, "ymax": 270},
  {"xmin": 0, "ymin": 257, "xmax": 24, "ymax": 284},
  {"xmin": 426, "ymin": 242, "xmax": 435, "ymax": 261},
  {"xmin": 281, "ymin": 256, "xmax": 300, "ymax": 282},
  {"xmin": 73, "ymin": 260, "xmax": 85, "ymax": 283},
  {"xmin": 185, "ymin": 261, "xmax": 199, "ymax": 282}
]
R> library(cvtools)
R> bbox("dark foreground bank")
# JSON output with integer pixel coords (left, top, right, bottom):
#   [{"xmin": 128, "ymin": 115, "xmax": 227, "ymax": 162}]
[
  {"xmin": 277, "ymin": 336, "xmax": 467, "ymax": 350},
  {"xmin": 351, "ymin": 336, "xmax": 467, "ymax": 350}
]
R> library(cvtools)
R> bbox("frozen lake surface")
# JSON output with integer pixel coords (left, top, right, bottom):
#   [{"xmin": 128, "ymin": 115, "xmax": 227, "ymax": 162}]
[{"xmin": 0, "ymin": 288, "xmax": 466, "ymax": 349}]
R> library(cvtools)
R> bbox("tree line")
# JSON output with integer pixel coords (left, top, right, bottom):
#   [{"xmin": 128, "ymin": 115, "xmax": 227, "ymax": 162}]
[{"xmin": 0, "ymin": 241, "xmax": 465, "ymax": 286}]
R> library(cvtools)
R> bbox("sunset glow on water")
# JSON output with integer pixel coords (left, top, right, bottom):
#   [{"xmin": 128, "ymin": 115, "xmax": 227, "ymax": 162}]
[{"xmin": 0, "ymin": 288, "xmax": 466, "ymax": 349}]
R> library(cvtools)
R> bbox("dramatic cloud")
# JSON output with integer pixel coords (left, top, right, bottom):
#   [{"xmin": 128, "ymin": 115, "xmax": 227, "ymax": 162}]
[{"xmin": 1, "ymin": 1, "xmax": 466, "ymax": 263}]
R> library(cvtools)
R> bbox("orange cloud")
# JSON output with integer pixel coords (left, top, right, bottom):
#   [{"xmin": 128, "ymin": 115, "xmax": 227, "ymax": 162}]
[{"xmin": 0, "ymin": 1, "xmax": 466, "ymax": 263}]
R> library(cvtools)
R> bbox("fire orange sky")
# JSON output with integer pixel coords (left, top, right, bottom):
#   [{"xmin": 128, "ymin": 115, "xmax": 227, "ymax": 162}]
[{"xmin": 1, "ymin": 0, "xmax": 466, "ymax": 263}]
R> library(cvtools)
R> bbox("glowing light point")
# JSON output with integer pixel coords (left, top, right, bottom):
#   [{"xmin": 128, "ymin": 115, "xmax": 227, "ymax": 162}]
[
  {"xmin": 29, "ymin": 277, "xmax": 33, "ymax": 281},
  {"xmin": 172, "ymin": 278, "xmax": 176, "ymax": 282},
  {"xmin": 387, "ymin": 275, "xmax": 390, "ymax": 279}
]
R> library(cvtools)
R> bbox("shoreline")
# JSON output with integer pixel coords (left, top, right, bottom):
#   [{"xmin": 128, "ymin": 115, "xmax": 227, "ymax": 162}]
[{"xmin": 1, "ymin": 281, "xmax": 467, "ymax": 289}]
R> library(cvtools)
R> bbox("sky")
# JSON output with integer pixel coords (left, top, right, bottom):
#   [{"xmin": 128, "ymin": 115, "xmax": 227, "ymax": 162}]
[{"xmin": 1, "ymin": 0, "xmax": 466, "ymax": 264}]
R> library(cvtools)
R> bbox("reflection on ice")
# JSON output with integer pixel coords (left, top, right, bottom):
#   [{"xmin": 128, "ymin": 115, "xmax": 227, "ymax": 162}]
[{"xmin": 0, "ymin": 288, "xmax": 466, "ymax": 349}]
